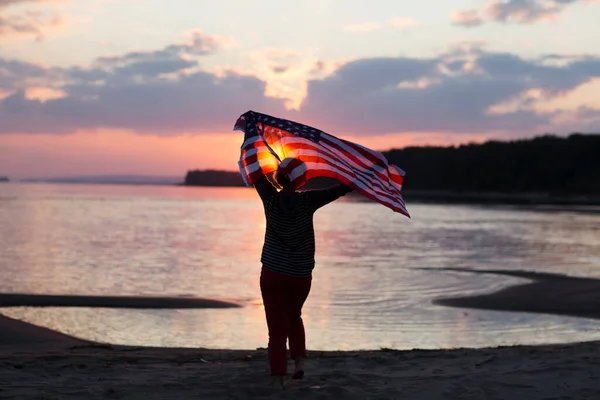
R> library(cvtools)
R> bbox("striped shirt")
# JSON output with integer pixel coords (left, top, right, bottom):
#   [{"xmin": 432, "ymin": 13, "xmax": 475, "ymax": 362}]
[{"xmin": 255, "ymin": 176, "xmax": 352, "ymax": 277}]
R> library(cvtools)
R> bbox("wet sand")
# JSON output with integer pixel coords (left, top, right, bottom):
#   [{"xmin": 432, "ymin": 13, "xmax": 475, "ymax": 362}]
[
  {"xmin": 0, "ymin": 293, "xmax": 241, "ymax": 309},
  {"xmin": 0, "ymin": 269, "xmax": 600, "ymax": 400},
  {"xmin": 0, "ymin": 313, "xmax": 90, "ymax": 347},
  {"xmin": 432, "ymin": 268, "xmax": 600, "ymax": 319},
  {"xmin": 1, "ymin": 313, "xmax": 599, "ymax": 399},
  {"xmin": 2, "ymin": 270, "xmax": 600, "ymax": 399}
]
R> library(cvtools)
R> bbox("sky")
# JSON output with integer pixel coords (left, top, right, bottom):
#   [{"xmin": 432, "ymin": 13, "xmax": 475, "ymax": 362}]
[{"xmin": 1, "ymin": 0, "xmax": 599, "ymax": 179}]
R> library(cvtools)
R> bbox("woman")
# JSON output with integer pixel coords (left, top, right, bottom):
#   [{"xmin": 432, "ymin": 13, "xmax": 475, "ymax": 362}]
[{"xmin": 254, "ymin": 163, "xmax": 353, "ymax": 388}]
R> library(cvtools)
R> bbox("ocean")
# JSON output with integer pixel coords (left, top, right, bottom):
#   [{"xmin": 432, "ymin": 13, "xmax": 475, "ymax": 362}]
[{"xmin": 1, "ymin": 182, "xmax": 599, "ymax": 350}]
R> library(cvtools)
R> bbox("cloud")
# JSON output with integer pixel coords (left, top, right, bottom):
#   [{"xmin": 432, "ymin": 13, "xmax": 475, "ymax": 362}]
[
  {"xmin": 0, "ymin": 0, "xmax": 44, "ymax": 7},
  {"xmin": 0, "ymin": 0, "xmax": 62, "ymax": 40},
  {"xmin": 272, "ymin": 66, "xmax": 288, "ymax": 74},
  {"xmin": 344, "ymin": 18, "xmax": 418, "ymax": 32},
  {"xmin": 0, "ymin": 72, "xmax": 287, "ymax": 135},
  {"xmin": 0, "ymin": 58, "xmax": 62, "ymax": 91},
  {"xmin": 74, "ymin": 30, "xmax": 229, "ymax": 81},
  {"xmin": 452, "ymin": 0, "xmax": 597, "ymax": 26},
  {"xmin": 389, "ymin": 17, "xmax": 418, "ymax": 28},
  {"xmin": 0, "ymin": 10, "xmax": 61, "ymax": 40},
  {"xmin": 298, "ymin": 49, "xmax": 600, "ymax": 135},
  {"xmin": 451, "ymin": 10, "xmax": 485, "ymax": 27},
  {"xmin": 0, "ymin": 31, "xmax": 288, "ymax": 135},
  {"xmin": 487, "ymin": 0, "xmax": 573, "ymax": 22},
  {"xmin": 344, "ymin": 22, "xmax": 381, "ymax": 32},
  {"xmin": 2, "ymin": 35, "xmax": 600, "ymax": 137},
  {"xmin": 96, "ymin": 30, "xmax": 225, "ymax": 68}
]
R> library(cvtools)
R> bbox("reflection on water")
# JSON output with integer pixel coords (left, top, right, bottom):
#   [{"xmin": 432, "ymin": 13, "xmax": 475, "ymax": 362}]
[{"xmin": 1, "ymin": 182, "xmax": 600, "ymax": 350}]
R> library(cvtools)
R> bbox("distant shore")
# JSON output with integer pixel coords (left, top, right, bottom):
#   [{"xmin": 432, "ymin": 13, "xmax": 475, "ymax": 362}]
[
  {"xmin": 401, "ymin": 190, "xmax": 600, "ymax": 206},
  {"xmin": 8, "ymin": 179, "xmax": 600, "ymax": 206}
]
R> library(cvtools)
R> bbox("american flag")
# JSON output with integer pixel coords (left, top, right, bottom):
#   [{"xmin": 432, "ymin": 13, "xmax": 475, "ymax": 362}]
[{"xmin": 234, "ymin": 110, "xmax": 409, "ymax": 217}]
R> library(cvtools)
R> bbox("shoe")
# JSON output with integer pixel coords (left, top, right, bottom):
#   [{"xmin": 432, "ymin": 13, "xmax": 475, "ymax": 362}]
[
  {"xmin": 293, "ymin": 357, "xmax": 305, "ymax": 379},
  {"xmin": 291, "ymin": 370, "xmax": 304, "ymax": 380},
  {"xmin": 269, "ymin": 375, "xmax": 285, "ymax": 389}
]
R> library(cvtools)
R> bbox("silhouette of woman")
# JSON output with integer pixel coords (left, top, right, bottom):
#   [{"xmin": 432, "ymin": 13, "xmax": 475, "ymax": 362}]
[{"xmin": 253, "ymin": 159, "xmax": 353, "ymax": 388}]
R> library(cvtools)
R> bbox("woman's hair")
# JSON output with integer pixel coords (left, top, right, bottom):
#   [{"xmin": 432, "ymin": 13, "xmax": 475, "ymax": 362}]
[{"xmin": 275, "ymin": 168, "xmax": 291, "ymax": 189}]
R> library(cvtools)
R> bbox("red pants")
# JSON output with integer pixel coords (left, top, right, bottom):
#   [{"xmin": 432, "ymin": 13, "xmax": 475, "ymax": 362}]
[{"xmin": 260, "ymin": 266, "xmax": 312, "ymax": 376}]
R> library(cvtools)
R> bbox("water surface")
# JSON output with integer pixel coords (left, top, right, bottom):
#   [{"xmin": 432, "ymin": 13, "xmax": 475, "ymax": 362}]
[{"xmin": 1, "ymin": 182, "xmax": 599, "ymax": 350}]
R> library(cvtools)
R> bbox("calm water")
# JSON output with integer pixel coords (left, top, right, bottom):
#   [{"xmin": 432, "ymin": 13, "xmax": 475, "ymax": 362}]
[{"xmin": 1, "ymin": 182, "xmax": 599, "ymax": 350}]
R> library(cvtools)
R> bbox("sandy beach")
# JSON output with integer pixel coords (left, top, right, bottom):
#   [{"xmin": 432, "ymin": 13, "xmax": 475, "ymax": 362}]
[
  {"xmin": 2, "ymin": 270, "xmax": 600, "ymax": 399},
  {"xmin": 433, "ymin": 268, "xmax": 600, "ymax": 320},
  {"xmin": 1, "ymin": 313, "xmax": 599, "ymax": 400}
]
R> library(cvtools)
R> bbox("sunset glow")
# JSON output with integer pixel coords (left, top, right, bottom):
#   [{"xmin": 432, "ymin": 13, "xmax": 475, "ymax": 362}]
[{"xmin": 0, "ymin": 0, "xmax": 599, "ymax": 179}]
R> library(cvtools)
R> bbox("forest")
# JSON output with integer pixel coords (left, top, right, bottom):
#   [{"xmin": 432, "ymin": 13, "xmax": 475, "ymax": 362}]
[
  {"xmin": 383, "ymin": 134, "xmax": 599, "ymax": 195},
  {"xmin": 185, "ymin": 134, "xmax": 600, "ymax": 199}
]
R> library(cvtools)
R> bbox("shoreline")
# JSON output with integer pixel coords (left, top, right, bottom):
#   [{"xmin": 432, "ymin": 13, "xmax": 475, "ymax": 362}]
[
  {"xmin": 1, "ymin": 314, "xmax": 599, "ymax": 399},
  {"xmin": 7, "ymin": 181, "xmax": 600, "ymax": 206},
  {"xmin": 401, "ymin": 190, "xmax": 600, "ymax": 206},
  {"xmin": 430, "ymin": 268, "xmax": 600, "ymax": 320},
  {"xmin": 0, "ymin": 293, "xmax": 241, "ymax": 309},
  {"xmin": 2, "ymin": 269, "xmax": 600, "ymax": 346},
  {"xmin": 2, "ymin": 270, "xmax": 600, "ymax": 397}
]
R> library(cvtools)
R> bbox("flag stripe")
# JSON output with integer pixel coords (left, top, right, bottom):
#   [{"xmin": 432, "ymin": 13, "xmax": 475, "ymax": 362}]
[
  {"xmin": 242, "ymin": 139, "xmax": 409, "ymax": 215},
  {"xmin": 299, "ymin": 162, "xmax": 406, "ymax": 211},
  {"xmin": 322, "ymin": 133, "xmax": 389, "ymax": 171},
  {"xmin": 297, "ymin": 155, "xmax": 398, "ymax": 204},
  {"xmin": 274, "ymin": 137, "xmax": 401, "ymax": 202},
  {"xmin": 280, "ymin": 142, "xmax": 408, "ymax": 213},
  {"xmin": 243, "ymin": 140, "xmax": 403, "ymax": 209},
  {"xmin": 279, "ymin": 145, "xmax": 402, "ymax": 205},
  {"xmin": 236, "ymin": 110, "xmax": 410, "ymax": 217}
]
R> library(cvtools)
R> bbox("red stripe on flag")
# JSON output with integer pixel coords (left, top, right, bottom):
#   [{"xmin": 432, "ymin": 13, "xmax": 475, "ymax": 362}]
[{"xmin": 236, "ymin": 113, "xmax": 410, "ymax": 217}]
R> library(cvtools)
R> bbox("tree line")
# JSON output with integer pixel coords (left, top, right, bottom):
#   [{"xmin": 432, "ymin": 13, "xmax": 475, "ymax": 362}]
[
  {"xmin": 185, "ymin": 133, "xmax": 600, "ymax": 195},
  {"xmin": 383, "ymin": 133, "xmax": 600, "ymax": 195}
]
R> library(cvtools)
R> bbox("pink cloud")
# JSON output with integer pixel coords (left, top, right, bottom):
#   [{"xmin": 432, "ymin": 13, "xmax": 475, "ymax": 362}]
[
  {"xmin": 95, "ymin": 30, "xmax": 227, "ymax": 70},
  {"xmin": 0, "ymin": 0, "xmax": 63, "ymax": 40},
  {"xmin": 344, "ymin": 22, "xmax": 381, "ymax": 32},
  {"xmin": 452, "ymin": 0, "xmax": 598, "ymax": 26},
  {"xmin": 0, "ymin": 0, "xmax": 42, "ymax": 7},
  {"xmin": 1, "ymin": 37, "xmax": 600, "ymax": 138},
  {"xmin": 0, "ymin": 10, "xmax": 61, "ymax": 40},
  {"xmin": 451, "ymin": 10, "xmax": 485, "ymax": 27},
  {"xmin": 389, "ymin": 17, "xmax": 418, "ymax": 29}
]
